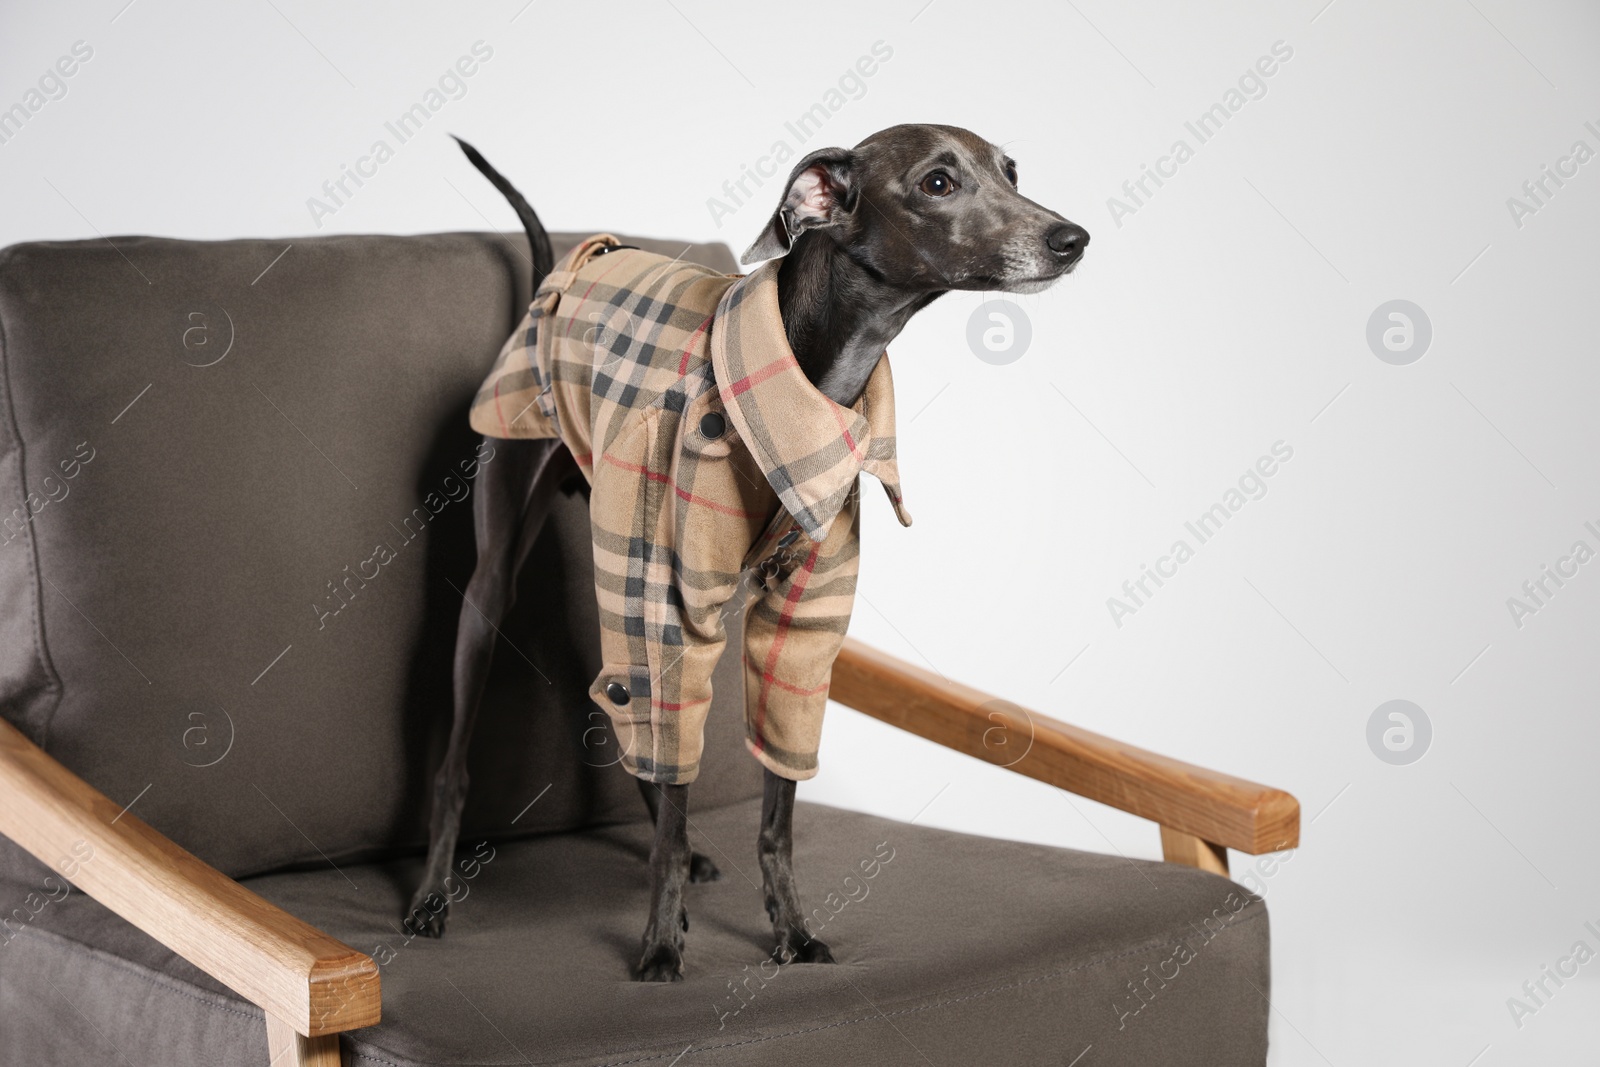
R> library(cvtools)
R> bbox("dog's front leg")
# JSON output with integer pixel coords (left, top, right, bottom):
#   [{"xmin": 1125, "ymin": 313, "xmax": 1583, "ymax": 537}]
[
  {"xmin": 636, "ymin": 777, "xmax": 722, "ymax": 884},
  {"xmin": 634, "ymin": 782, "xmax": 692, "ymax": 981},
  {"xmin": 759, "ymin": 768, "xmax": 835, "ymax": 964}
]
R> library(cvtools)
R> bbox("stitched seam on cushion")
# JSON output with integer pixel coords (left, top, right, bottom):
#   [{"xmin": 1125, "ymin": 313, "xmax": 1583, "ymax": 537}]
[
  {"xmin": 0, "ymin": 255, "xmax": 64, "ymax": 748},
  {"xmin": 342, "ymin": 902, "xmax": 1267, "ymax": 1067},
  {"xmin": 592, "ymin": 905, "xmax": 1269, "ymax": 1067},
  {"xmin": 12, "ymin": 924, "xmax": 261, "ymax": 1023}
]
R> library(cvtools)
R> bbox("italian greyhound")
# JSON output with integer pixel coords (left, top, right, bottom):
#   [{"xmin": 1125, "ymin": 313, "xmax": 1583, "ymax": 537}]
[{"xmin": 408, "ymin": 125, "xmax": 1088, "ymax": 981}]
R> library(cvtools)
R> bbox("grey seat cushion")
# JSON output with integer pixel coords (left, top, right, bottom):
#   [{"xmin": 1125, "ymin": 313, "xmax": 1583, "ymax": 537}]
[
  {"xmin": 0, "ymin": 231, "xmax": 758, "ymax": 885},
  {"xmin": 2, "ymin": 799, "xmax": 1270, "ymax": 1066}
]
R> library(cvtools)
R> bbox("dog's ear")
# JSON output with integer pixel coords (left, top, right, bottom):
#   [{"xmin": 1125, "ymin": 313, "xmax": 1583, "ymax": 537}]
[{"xmin": 741, "ymin": 147, "xmax": 857, "ymax": 265}]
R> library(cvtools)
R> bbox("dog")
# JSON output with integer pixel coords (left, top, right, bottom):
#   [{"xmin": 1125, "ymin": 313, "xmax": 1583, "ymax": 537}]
[{"xmin": 408, "ymin": 124, "xmax": 1088, "ymax": 981}]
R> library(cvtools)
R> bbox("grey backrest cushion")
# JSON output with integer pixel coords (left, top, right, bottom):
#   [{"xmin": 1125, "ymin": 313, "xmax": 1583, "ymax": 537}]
[{"xmin": 0, "ymin": 231, "xmax": 762, "ymax": 881}]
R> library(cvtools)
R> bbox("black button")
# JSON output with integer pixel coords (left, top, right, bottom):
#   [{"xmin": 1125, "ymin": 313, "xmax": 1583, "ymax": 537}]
[
  {"xmin": 777, "ymin": 528, "xmax": 800, "ymax": 548},
  {"xmin": 699, "ymin": 412, "xmax": 726, "ymax": 440},
  {"xmin": 605, "ymin": 681, "xmax": 630, "ymax": 705}
]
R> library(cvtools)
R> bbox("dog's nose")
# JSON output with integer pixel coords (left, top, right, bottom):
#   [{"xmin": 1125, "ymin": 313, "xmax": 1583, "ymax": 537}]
[{"xmin": 1046, "ymin": 223, "xmax": 1090, "ymax": 262}]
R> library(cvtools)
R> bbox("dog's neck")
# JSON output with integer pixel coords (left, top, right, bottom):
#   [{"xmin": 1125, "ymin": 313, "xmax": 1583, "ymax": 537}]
[{"xmin": 776, "ymin": 233, "xmax": 943, "ymax": 407}]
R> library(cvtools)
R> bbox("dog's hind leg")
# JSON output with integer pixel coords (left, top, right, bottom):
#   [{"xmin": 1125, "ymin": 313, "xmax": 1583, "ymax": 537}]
[
  {"xmin": 759, "ymin": 767, "xmax": 835, "ymax": 964},
  {"xmin": 406, "ymin": 436, "xmax": 575, "ymax": 937},
  {"xmin": 636, "ymin": 778, "xmax": 721, "ymax": 883},
  {"xmin": 634, "ymin": 782, "xmax": 693, "ymax": 981}
]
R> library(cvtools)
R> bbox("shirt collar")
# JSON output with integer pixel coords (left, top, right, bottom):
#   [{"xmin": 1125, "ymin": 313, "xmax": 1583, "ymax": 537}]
[{"xmin": 710, "ymin": 260, "xmax": 913, "ymax": 543}]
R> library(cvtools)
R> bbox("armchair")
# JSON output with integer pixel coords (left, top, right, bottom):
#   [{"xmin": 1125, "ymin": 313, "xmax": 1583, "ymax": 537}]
[{"xmin": 0, "ymin": 230, "xmax": 1296, "ymax": 1066}]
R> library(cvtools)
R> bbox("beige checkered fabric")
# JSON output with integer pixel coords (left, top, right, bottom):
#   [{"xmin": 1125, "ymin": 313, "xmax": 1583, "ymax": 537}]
[{"xmin": 470, "ymin": 235, "xmax": 911, "ymax": 784}]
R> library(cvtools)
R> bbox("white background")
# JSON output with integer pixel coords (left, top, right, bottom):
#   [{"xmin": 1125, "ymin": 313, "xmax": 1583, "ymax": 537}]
[{"xmin": 3, "ymin": 1, "xmax": 1598, "ymax": 1063}]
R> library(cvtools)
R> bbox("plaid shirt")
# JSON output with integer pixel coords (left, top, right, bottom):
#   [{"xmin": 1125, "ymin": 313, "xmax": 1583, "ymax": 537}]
[{"xmin": 469, "ymin": 235, "xmax": 911, "ymax": 784}]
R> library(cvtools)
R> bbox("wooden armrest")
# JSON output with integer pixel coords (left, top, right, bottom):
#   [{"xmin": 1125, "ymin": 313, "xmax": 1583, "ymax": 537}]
[
  {"xmin": 0, "ymin": 716, "xmax": 379, "ymax": 1041},
  {"xmin": 829, "ymin": 638, "xmax": 1299, "ymax": 856}
]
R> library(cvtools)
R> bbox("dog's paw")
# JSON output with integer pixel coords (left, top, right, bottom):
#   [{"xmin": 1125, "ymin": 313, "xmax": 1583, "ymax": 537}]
[
  {"xmin": 772, "ymin": 932, "xmax": 835, "ymax": 965},
  {"xmin": 403, "ymin": 888, "xmax": 450, "ymax": 938},
  {"xmin": 689, "ymin": 851, "xmax": 722, "ymax": 883},
  {"xmin": 634, "ymin": 941, "xmax": 686, "ymax": 982}
]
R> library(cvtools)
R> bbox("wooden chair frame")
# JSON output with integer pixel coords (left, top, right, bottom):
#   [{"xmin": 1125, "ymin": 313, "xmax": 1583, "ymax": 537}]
[{"xmin": 0, "ymin": 637, "xmax": 1298, "ymax": 1065}]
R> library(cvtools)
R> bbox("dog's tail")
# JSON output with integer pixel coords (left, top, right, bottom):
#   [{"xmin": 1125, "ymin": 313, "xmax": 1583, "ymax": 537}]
[{"xmin": 452, "ymin": 135, "xmax": 554, "ymax": 293}]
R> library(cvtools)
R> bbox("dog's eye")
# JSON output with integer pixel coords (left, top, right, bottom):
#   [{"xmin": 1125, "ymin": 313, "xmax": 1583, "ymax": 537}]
[
  {"xmin": 919, "ymin": 171, "xmax": 956, "ymax": 197},
  {"xmin": 1003, "ymin": 160, "xmax": 1018, "ymax": 186}
]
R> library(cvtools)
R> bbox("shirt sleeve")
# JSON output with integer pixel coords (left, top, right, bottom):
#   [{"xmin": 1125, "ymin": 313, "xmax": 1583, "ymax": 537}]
[{"xmin": 740, "ymin": 483, "xmax": 862, "ymax": 781}]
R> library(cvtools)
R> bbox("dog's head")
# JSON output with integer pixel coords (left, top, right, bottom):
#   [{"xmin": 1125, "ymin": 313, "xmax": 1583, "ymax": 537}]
[{"xmin": 742, "ymin": 123, "xmax": 1088, "ymax": 294}]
